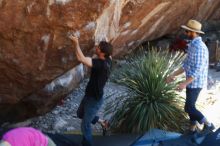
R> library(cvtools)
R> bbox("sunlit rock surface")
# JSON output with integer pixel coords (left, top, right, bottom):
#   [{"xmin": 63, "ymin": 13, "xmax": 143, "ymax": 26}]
[{"xmin": 0, "ymin": 0, "xmax": 220, "ymax": 124}]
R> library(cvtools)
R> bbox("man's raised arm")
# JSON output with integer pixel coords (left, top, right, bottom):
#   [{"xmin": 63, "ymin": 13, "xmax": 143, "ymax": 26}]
[{"xmin": 69, "ymin": 35, "xmax": 92, "ymax": 67}]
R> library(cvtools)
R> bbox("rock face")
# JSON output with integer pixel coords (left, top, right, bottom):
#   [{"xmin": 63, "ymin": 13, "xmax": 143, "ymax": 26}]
[{"xmin": 0, "ymin": 0, "xmax": 220, "ymax": 124}]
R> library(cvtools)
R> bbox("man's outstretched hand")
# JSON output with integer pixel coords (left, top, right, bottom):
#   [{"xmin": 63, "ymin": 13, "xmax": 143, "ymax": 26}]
[
  {"xmin": 68, "ymin": 35, "xmax": 79, "ymax": 45},
  {"xmin": 176, "ymin": 82, "xmax": 187, "ymax": 91},
  {"xmin": 166, "ymin": 75, "xmax": 175, "ymax": 83}
]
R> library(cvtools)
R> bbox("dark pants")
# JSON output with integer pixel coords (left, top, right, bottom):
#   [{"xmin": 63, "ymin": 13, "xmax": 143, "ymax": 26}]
[
  {"xmin": 77, "ymin": 96, "xmax": 103, "ymax": 146},
  {"xmin": 185, "ymin": 88, "xmax": 205, "ymax": 125}
]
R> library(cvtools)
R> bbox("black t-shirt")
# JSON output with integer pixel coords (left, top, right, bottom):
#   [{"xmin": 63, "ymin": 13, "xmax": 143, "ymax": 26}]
[{"xmin": 85, "ymin": 58, "xmax": 112, "ymax": 99}]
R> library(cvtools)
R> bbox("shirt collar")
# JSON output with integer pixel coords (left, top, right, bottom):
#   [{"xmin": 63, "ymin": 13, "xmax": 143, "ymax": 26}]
[{"xmin": 191, "ymin": 36, "xmax": 202, "ymax": 43}]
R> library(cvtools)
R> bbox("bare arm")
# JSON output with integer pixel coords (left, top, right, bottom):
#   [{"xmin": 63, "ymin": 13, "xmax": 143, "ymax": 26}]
[
  {"xmin": 167, "ymin": 67, "xmax": 194, "ymax": 91},
  {"xmin": 69, "ymin": 35, "xmax": 92, "ymax": 67},
  {"xmin": 171, "ymin": 67, "xmax": 185, "ymax": 77},
  {"xmin": 166, "ymin": 67, "xmax": 185, "ymax": 83},
  {"xmin": 176, "ymin": 76, "xmax": 194, "ymax": 91}
]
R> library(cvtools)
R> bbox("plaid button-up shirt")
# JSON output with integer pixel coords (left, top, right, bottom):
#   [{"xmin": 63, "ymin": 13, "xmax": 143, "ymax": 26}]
[{"xmin": 182, "ymin": 37, "xmax": 209, "ymax": 88}]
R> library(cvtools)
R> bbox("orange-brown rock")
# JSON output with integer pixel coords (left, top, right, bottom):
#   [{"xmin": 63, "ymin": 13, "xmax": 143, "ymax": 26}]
[{"xmin": 0, "ymin": 0, "xmax": 220, "ymax": 124}]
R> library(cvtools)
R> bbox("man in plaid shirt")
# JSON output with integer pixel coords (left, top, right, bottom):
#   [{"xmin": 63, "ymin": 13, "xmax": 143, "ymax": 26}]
[{"xmin": 167, "ymin": 19, "xmax": 215, "ymax": 135}]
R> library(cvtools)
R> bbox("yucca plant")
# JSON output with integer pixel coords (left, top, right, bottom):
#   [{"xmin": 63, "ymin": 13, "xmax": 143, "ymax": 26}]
[{"xmin": 106, "ymin": 47, "xmax": 187, "ymax": 133}]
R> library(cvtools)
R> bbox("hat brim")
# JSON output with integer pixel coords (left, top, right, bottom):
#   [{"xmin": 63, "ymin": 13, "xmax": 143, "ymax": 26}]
[{"xmin": 181, "ymin": 25, "xmax": 205, "ymax": 34}]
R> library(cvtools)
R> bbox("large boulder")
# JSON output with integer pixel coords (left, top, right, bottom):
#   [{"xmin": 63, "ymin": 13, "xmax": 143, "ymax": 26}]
[{"xmin": 0, "ymin": 0, "xmax": 220, "ymax": 124}]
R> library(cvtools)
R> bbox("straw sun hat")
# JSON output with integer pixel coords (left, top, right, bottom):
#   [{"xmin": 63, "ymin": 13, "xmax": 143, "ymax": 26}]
[{"xmin": 181, "ymin": 19, "xmax": 205, "ymax": 34}]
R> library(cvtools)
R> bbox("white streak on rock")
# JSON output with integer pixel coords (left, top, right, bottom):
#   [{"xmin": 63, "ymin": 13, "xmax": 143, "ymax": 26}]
[
  {"xmin": 39, "ymin": 34, "xmax": 50, "ymax": 70},
  {"xmin": 84, "ymin": 22, "xmax": 96, "ymax": 31},
  {"xmin": 55, "ymin": 0, "xmax": 71, "ymax": 5},
  {"xmin": 58, "ymin": 72, "xmax": 73, "ymax": 87},
  {"xmin": 121, "ymin": 30, "xmax": 130, "ymax": 36},
  {"xmin": 123, "ymin": 22, "xmax": 131, "ymax": 29},
  {"xmin": 47, "ymin": 0, "xmax": 72, "ymax": 17},
  {"xmin": 45, "ymin": 82, "xmax": 56, "ymax": 93},
  {"xmin": 140, "ymin": 16, "xmax": 165, "ymax": 41},
  {"xmin": 131, "ymin": 29, "xmax": 138, "ymax": 35},
  {"xmin": 47, "ymin": 0, "xmax": 55, "ymax": 17},
  {"xmin": 129, "ymin": 0, "xmax": 145, "ymax": 4},
  {"xmin": 44, "ymin": 64, "xmax": 84, "ymax": 93},
  {"xmin": 41, "ymin": 34, "xmax": 50, "ymax": 51},
  {"xmin": 147, "ymin": 16, "xmax": 165, "ymax": 36},
  {"xmin": 139, "ymin": 2, "xmax": 170, "ymax": 29},
  {"xmin": 95, "ymin": 0, "xmax": 130, "ymax": 44},
  {"xmin": 27, "ymin": 2, "xmax": 36, "ymax": 13},
  {"xmin": 128, "ymin": 41, "xmax": 134, "ymax": 47}
]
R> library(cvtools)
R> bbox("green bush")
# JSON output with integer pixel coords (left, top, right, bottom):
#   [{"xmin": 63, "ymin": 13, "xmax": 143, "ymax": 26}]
[{"xmin": 106, "ymin": 48, "xmax": 187, "ymax": 133}]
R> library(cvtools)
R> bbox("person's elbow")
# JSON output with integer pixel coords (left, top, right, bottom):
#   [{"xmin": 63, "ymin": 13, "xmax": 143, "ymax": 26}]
[
  {"xmin": 76, "ymin": 55, "xmax": 84, "ymax": 63},
  {"xmin": 190, "ymin": 67, "xmax": 203, "ymax": 78},
  {"xmin": 81, "ymin": 57, "xmax": 92, "ymax": 67},
  {"xmin": 77, "ymin": 57, "xmax": 83, "ymax": 63}
]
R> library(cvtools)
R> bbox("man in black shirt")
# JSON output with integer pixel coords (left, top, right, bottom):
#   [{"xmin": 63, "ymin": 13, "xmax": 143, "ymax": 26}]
[{"xmin": 69, "ymin": 35, "xmax": 112, "ymax": 146}]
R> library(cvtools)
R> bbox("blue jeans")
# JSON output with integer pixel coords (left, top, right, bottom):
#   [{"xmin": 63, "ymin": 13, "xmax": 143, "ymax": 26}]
[
  {"xmin": 185, "ymin": 88, "xmax": 205, "ymax": 125},
  {"xmin": 77, "ymin": 96, "xmax": 103, "ymax": 146}
]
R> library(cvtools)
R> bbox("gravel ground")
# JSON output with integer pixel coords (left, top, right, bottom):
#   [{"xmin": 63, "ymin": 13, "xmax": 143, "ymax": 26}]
[
  {"xmin": 29, "ymin": 79, "xmax": 128, "ymax": 134},
  {"xmin": 199, "ymin": 69, "xmax": 220, "ymax": 130}
]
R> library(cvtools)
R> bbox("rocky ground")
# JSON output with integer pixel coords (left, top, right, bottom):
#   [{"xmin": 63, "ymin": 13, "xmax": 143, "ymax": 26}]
[{"xmin": 28, "ymin": 79, "xmax": 128, "ymax": 134}]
